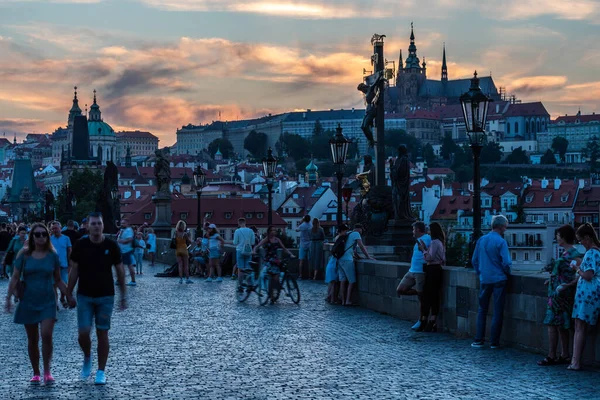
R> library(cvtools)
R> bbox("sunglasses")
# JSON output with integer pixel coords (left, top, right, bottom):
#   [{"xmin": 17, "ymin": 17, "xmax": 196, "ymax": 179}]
[{"xmin": 33, "ymin": 231, "xmax": 49, "ymax": 238}]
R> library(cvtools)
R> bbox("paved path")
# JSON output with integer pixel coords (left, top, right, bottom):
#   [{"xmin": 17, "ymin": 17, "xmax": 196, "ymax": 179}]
[{"xmin": 0, "ymin": 263, "xmax": 598, "ymax": 400}]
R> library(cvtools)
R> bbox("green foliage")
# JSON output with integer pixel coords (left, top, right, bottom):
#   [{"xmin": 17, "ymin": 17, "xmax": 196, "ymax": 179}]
[
  {"xmin": 583, "ymin": 136, "xmax": 600, "ymax": 172},
  {"xmin": 384, "ymin": 129, "xmax": 421, "ymax": 162},
  {"xmin": 277, "ymin": 133, "xmax": 311, "ymax": 160},
  {"xmin": 446, "ymin": 232, "xmax": 468, "ymax": 267},
  {"xmin": 295, "ymin": 158, "xmax": 310, "ymax": 173},
  {"xmin": 243, "ymin": 130, "xmax": 268, "ymax": 159},
  {"xmin": 510, "ymin": 204, "xmax": 525, "ymax": 223},
  {"xmin": 313, "ymin": 120, "xmax": 325, "ymax": 137},
  {"xmin": 503, "ymin": 146, "xmax": 530, "ymax": 165},
  {"xmin": 440, "ymin": 132, "xmax": 459, "ymax": 160},
  {"xmin": 56, "ymin": 168, "xmax": 103, "ymax": 224},
  {"xmin": 451, "ymin": 144, "xmax": 473, "ymax": 171},
  {"xmin": 540, "ymin": 149, "xmax": 557, "ymax": 165},
  {"xmin": 316, "ymin": 160, "xmax": 358, "ymax": 178},
  {"xmin": 454, "ymin": 166, "xmax": 473, "ymax": 183},
  {"xmin": 480, "ymin": 141, "xmax": 504, "ymax": 164},
  {"xmin": 346, "ymin": 141, "xmax": 359, "ymax": 160},
  {"xmin": 551, "ymin": 136, "xmax": 569, "ymax": 163},
  {"xmin": 423, "ymin": 143, "xmax": 436, "ymax": 167},
  {"xmin": 208, "ymin": 138, "xmax": 234, "ymax": 159},
  {"xmin": 310, "ymin": 132, "xmax": 332, "ymax": 160}
]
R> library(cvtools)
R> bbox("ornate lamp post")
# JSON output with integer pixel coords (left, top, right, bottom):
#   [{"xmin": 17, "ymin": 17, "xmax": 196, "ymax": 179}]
[
  {"xmin": 460, "ymin": 71, "xmax": 492, "ymax": 259},
  {"xmin": 193, "ymin": 166, "xmax": 206, "ymax": 237},
  {"xmin": 329, "ymin": 124, "xmax": 351, "ymax": 230},
  {"xmin": 262, "ymin": 148, "xmax": 278, "ymax": 226},
  {"xmin": 342, "ymin": 186, "xmax": 353, "ymax": 223}
]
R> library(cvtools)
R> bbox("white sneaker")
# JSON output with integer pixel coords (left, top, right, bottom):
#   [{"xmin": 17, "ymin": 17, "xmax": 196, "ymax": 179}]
[
  {"xmin": 80, "ymin": 357, "xmax": 92, "ymax": 380},
  {"xmin": 94, "ymin": 370, "xmax": 106, "ymax": 385},
  {"xmin": 411, "ymin": 320, "xmax": 421, "ymax": 330}
]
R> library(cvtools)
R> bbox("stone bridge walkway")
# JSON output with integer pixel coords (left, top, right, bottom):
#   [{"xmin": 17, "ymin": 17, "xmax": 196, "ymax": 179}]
[{"xmin": 0, "ymin": 263, "xmax": 597, "ymax": 399}]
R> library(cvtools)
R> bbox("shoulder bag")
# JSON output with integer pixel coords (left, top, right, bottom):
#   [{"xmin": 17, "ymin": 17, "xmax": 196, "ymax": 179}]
[{"xmin": 14, "ymin": 253, "xmax": 27, "ymax": 300}]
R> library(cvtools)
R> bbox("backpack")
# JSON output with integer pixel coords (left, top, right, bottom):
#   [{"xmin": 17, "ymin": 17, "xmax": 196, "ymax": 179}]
[
  {"xmin": 331, "ymin": 234, "xmax": 350, "ymax": 259},
  {"xmin": 240, "ymin": 229, "xmax": 253, "ymax": 256}
]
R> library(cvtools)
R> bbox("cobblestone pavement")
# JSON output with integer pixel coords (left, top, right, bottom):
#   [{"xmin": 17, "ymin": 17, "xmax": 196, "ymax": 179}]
[{"xmin": 1, "ymin": 263, "xmax": 598, "ymax": 400}]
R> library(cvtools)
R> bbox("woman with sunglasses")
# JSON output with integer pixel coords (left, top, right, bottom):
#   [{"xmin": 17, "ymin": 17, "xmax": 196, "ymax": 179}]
[{"xmin": 4, "ymin": 223, "xmax": 68, "ymax": 385}]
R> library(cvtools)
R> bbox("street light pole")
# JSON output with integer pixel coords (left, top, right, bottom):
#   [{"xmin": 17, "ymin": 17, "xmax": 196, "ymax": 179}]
[
  {"xmin": 329, "ymin": 124, "xmax": 351, "ymax": 231},
  {"xmin": 262, "ymin": 148, "xmax": 278, "ymax": 227},
  {"xmin": 336, "ymin": 166, "xmax": 344, "ymax": 228},
  {"xmin": 472, "ymin": 144, "xmax": 483, "ymax": 241},
  {"xmin": 193, "ymin": 166, "xmax": 206, "ymax": 238},
  {"xmin": 267, "ymin": 180, "xmax": 273, "ymax": 226}
]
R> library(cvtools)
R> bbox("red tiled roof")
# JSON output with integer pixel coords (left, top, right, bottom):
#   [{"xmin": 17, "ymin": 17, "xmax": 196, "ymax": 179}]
[
  {"xmin": 136, "ymin": 166, "xmax": 220, "ymax": 180},
  {"xmin": 427, "ymin": 168, "xmax": 454, "ymax": 175},
  {"xmin": 431, "ymin": 196, "xmax": 473, "ymax": 220},
  {"xmin": 503, "ymin": 102, "xmax": 549, "ymax": 117},
  {"xmin": 117, "ymin": 166, "xmax": 139, "ymax": 179},
  {"xmin": 277, "ymin": 186, "xmax": 329, "ymax": 216},
  {"xmin": 116, "ymin": 131, "xmax": 158, "ymax": 139},
  {"xmin": 553, "ymin": 113, "xmax": 600, "ymax": 124},
  {"xmin": 573, "ymin": 186, "xmax": 600, "ymax": 213},
  {"xmin": 482, "ymin": 182, "xmax": 524, "ymax": 197},
  {"xmin": 126, "ymin": 197, "xmax": 286, "ymax": 228},
  {"xmin": 0, "ymin": 138, "xmax": 11, "ymax": 147},
  {"xmin": 522, "ymin": 180, "xmax": 578, "ymax": 209}
]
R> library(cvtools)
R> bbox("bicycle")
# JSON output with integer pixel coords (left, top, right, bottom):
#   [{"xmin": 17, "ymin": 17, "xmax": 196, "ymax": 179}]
[
  {"xmin": 236, "ymin": 260, "xmax": 265, "ymax": 303},
  {"xmin": 260, "ymin": 256, "xmax": 300, "ymax": 305}
]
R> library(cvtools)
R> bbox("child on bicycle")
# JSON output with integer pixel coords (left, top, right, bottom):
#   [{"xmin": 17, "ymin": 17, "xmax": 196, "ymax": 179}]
[{"xmin": 253, "ymin": 226, "xmax": 295, "ymax": 303}]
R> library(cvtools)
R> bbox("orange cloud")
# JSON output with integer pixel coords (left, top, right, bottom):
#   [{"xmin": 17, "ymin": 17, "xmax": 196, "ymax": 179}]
[{"xmin": 507, "ymin": 76, "xmax": 568, "ymax": 95}]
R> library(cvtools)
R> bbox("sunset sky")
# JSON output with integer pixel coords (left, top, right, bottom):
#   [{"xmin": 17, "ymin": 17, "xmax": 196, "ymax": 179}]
[{"xmin": 1, "ymin": 0, "xmax": 599, "ymax": 146}]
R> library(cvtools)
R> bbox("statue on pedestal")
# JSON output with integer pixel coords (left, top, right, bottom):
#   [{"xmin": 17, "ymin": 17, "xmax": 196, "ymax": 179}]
[
  {"xmin": 154, "ymin": 149, "xmax": 171, "ymax": 195},
  {"xmin": 390, "ymin": 145, "xmax": 414, "ymax": 221},
  {"xmin": 357, "ymin": 71, "xmax": 385, "ymax": 147}
]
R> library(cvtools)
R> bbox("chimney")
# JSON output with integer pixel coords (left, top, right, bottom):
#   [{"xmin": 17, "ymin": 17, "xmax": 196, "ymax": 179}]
[
  {"xmin": 554, "ymin": 178, "xmax": 561, "ymax": 190},
  {"xmin": 541, "ymin": 177, "xmax": 548, "ymax": 189}
]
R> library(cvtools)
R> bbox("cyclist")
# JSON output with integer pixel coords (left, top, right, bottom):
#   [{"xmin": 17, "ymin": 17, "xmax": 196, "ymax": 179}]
[{"xmin": 254, "ymin": 226, "xmax": 295, "ymax": 304}]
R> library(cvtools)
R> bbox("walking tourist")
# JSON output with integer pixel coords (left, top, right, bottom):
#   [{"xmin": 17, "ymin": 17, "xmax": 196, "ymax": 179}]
[
  {"xmin": 296, "ymin": 215, "xmax": 311, "ymax": 280},
  {"xmin": 309, "ymin": 218, "xmax": 325, "ymax": 280},
  {"xmin": 418, "ymin": 222, "xmax": 446, "ymax": 332},
  {"xmin": 4, "ymin": 222, "xmax": 68, "ymax": 385},
  {"xmin": 173, "ymin": 220, "xmax": 192, "ymax": 284},
  {"xmin": 337, "ymin": 223, "xmax": 373, "ymax": 306},
  {"xmin": 0, "ymin": 223, "xmax": 13, "ymax": 278},
  {"xmin": 471, "ymin": 215, "xmax": 511, "ymax": 349},
  {"xmin": 396, "ymin": 221, "xmax": 431, "ymax": 330},
  {"xmin": 145, "ymin": 228, "xmax": 157, "ymax": 266},
  {"xmin": 568, "ymin": 223, "xmax": 600, "ymax": 371},
  {"xmin": 78, "ymin": 218, "xmax": 88, "ymax": 237},
  {"xmin": 63, "ymin": 220, "xmax": 81, "ymax": 245},
  {"xmin": 4, "ymin": 226, "xmax": 28, "ymax": 278},
  {"xmin": 254, "ymin": 226, "xmax": 295, "ymax": 303},
  {"xmin": 66, "ymin": 212, "xmax": 127, "ymax": 385},
  {"xmin": 134, "ymin": 232, "xmax": 145, "ymax": 275},
  {"xmin": 233, "ymin": 218, "xmax": 256, "ymax": 284},
  {"xmin": 50, "ymin": 221, "xmax": 72, "ymax": 308},
  {"xmin": 117, "ymin": 219, "xmax": 136, "ymax": 286},
  {"xmin": 205, "ymin": 224, "xmax": 225, "ymax": 282},
  {"xmin": 537, "ymin": 224, "xmax": 581, "ymax": 366}
]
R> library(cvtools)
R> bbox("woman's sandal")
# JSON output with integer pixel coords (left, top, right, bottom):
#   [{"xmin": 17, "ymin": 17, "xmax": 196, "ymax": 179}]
[
  {"xmin": 556, "ymin": 356, "xmax": 571, "ymax": 365},
  {"xmin": 537, "ymin": 357, "xmax": 557, "ymax": 366},
  {"xmin": 566, "ymin": 364, "xmax": 581, "ymax": 371}
]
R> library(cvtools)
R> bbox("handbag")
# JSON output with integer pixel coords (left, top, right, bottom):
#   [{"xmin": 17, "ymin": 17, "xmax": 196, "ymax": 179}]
[
  {"xmin": 242, "ymin": 239, "xmax": 253, "ymax": 257},
  {"xmin": 14, "ymin": 254, "xmax": 26, "ymax": 300},
  {"xmin": 146, "ymin": 243, "xmax": 151, "ymax": 250},
  {"xmin": 4, "ymin": 249, "xmax": 14, "ymax": 266},
  {"xmin": 170, "ymin": 237, "xmax": 177, "ymax": 250}
]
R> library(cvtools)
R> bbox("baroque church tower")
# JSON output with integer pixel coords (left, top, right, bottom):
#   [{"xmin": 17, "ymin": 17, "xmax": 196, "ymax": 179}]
[{"xmin": 395, "ymin": 23, "xmax": 428, "ymax": 112}]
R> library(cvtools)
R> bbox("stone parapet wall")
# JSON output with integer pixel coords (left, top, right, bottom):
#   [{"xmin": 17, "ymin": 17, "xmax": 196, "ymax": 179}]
[{"xmin": 356, "ymin": 259, "xmax": 600, "ymax": 364}]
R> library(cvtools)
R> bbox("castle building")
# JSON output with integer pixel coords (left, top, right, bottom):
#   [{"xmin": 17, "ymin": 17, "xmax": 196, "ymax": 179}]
[{"xmin": 386, "ymin": 24, "xmax": 501, "ymax": 113}]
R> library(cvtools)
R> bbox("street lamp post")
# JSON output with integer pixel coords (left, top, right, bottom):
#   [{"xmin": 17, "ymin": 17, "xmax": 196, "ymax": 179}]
[
  {"xmin": 342, "ymin": 186, "xmax": 353, "ymax": 223},
  {"xmin": 460, "ymin": 71, "xmax": 492, "ymax": 264},
  {"xmin": 262, "ymin": 148, "xmax": 278, "ymax": 226},
  {"xmin": 193, "ymin": 166, "xmax": 206, "ymax": 238},
  {"xmin": 110, "ymin": 184, "xmax": 120, "ymax": 233},
  {"xmin": 329, "ymin": 124, "xmax": 351, "ymax": 231}
]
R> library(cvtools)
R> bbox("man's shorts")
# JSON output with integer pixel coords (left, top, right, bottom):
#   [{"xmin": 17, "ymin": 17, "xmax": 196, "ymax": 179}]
[
  {"xmin": 299, "ymin": 247, "xmax": 310, "ymax": 261},
  {"xmin": 399, "ymin": 271, "xmax": 425, "ymax": 292},
  {"xmin": 60, "ymin": 267, "xmax": 69, "ymax": 284},
  {"xmin": 208, "ymin": 248, "xmax": 221, "ymax": 260},
  {"xmin": 121, "ymin": 251, "xmax": 134, "ymax": 266},
  {"xmin": 337, "ymin": 259, "xmax": 356, "ymax": 283},
  {"xmin": 77, "ymin": 294, "xmax": 115, "ymax": 331},
  {"xmin": 236, "ymin": 251, "xmax": 252, "ymax": 272}
]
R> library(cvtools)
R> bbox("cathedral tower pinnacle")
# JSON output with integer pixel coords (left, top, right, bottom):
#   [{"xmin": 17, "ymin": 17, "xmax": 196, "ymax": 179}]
[{"xmin": 441, "ymin": 43, "xmax": 448, "ymax": 82}]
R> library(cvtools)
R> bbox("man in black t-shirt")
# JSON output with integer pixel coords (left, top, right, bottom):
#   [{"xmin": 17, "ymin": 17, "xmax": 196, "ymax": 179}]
[
  {"xmin": 67, "ymin": 212, "xmax": 126, "ymax": 385},
  {"xmin": 63, "ymin": 220, "xmax": 81, "ymax": 245},
  {"xmin": 0, "ymin": 223, "xmax": 13, "ymax": 278}
]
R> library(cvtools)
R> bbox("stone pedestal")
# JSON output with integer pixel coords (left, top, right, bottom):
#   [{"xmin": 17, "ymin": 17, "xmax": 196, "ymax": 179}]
[
  {"xmin": 152, "ymin": 193, "xmax": 172, "ymax": 239},
  {"xmin": 367, "ymin": 219, "xmax": 414, "ymax": 262}
]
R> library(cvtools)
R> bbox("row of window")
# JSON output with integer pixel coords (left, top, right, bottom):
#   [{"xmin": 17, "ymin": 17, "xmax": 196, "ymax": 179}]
[{"xmin": 511, "ymin": 252, "xmax": 542, "ymax": 262}]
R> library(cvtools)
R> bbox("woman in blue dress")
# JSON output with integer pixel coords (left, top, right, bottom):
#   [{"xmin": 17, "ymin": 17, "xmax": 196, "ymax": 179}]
[
  {"xmin": 570, "ymin": 224, "xmax": 600, "ymax": 371},
  {"xmin": 4, "ymin": 223, "xmax": 67, "ymax": 385}
]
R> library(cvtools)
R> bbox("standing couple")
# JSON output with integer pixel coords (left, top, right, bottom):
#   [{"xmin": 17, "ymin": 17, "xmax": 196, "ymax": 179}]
[{"xmin": 4, "ymin": 213, "xmax": 127, "ymax": 385}]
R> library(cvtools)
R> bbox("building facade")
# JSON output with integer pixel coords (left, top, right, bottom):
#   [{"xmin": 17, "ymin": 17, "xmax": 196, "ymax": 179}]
[
  {"xmin": 116, "ymin": 131, "xmax": 159, "ymax": 162},
  {"xmin": 539, "ymin": 112, "xmax": 600, "ymax": 156}
]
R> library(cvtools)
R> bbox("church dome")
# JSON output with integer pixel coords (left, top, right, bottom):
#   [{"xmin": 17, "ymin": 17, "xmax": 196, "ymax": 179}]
[
  {"xmin": 87, "ymin": 89, "xmax": 115, "ymax": 137},
  {"xmin": 305, "ymin": 159, "xmax": 318, "ymax": 172}
]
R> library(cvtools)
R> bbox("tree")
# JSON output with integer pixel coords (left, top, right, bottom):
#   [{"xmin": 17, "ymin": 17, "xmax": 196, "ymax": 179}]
[
  {"xmin": 480, "ymin": 141, "xmax": 503, "ymax": 164},
  {"xmin": 446, "ymin": 232, "xmax": 468, "ymax": 267},
  {"xmin": 451, "ymin": 144, "xmax": 473, "ymax": 171},
  {"xmin": 423, "ymin": 143, "xmax": 436, "ymax": 167},
  {"xmin": 504, "ymin": 146, "xmax": 530, "ymax": 165},
  {"xmin": 312, "ymin": 120, "xmax": 325, "ymax": 137},
  {"xmin": 310, "ymin": 132, "xmax": 331, "ymax": 160},
  {"xmin": 208, "ymin": 138, "xmax": 234, "ymax": 159},
  {"xmin": 440, "ymin": 132, "xmax": 459, "ymax": 160},
  {"xmin": 551, "ymin": 136, "xmax": 569, "ymax": 164},
  {"xmin": 384, "ymin": 129, "xmax": 421, "ymax": 161},
  {"xmin": 55, "ymin": 168, "xmax": 103, "ymax": 224},
  {"xmin": 244, "ymin": 130, "xmax": 268, "ymax": 159},
  {"xmin": 583, "ymin": 136, "xmax": 600, "ymax": 172},
  {"xmin": 540, "ymin": 149, "xmax": 557, "ymax": 165},
  {"xmin": 278, "ymin": 133, "xmax": 310, "ymax": 160}
]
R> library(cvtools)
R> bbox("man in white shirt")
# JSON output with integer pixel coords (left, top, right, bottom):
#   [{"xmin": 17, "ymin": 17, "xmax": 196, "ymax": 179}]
[
  {"xmin": 117, "ymin": 219, "xmax": 136, "ymax": 286},
  {"xmin": 338, "ymin": 224, "xmax": 373, "ymax": 306},
  {"xmin": 233, "ymin": 218, "xmax": 256, "ymax": 282},
  {"xmin": 296, "ymin": 215, "xmax": 312, "ymax": 280}
]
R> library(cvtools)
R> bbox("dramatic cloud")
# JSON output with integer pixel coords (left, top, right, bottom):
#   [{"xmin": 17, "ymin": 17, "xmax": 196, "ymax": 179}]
[{"xmin": 507, "ymin": 76, "xmax": 568, "ymax": 95}]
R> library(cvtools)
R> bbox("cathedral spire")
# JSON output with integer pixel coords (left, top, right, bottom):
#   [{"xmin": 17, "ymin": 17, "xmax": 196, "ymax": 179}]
[
  {"xmin": 405, "ymin": 22, "xmax": 421, "ymax": 69},
  {"xmin": 68, "ymin": 86, "xmax": 82, "ymax": 131},
  {"xmin": 89, "ymin": 89, "xmax": 102, "ymax": 122},
  {"xmin": 441, "ymin": 42, "xmax": 448, "ymax": 82},
  {"xmin": 399, "ymin": 49, "xmax": 403, "ymax": 70}
]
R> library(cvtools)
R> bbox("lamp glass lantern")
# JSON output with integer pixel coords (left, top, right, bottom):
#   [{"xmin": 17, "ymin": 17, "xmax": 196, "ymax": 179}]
[
  {"xmin": 262, "ymin": 147, "xmax": 278, "ymax": 178},
  {"xmin": 193, "ymin": 166, "xmax": 206, "ymax": 189},
  {"xmin": 110, "ymin": 185, "xmax": 119, "ymax": 201},
  {"xmin": 459, "ymin": 71, "xmax": 492, "ymax": 146},
  {"xmin": 329, "ymin": 123, "xmax": 351, "ymax": 165},
  {"xmin": 341, "ymin": 187, "xmax": 353, "ymax": 203}
]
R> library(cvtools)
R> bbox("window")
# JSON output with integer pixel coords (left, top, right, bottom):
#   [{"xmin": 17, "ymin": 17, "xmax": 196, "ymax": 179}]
[
  {"xmin": 245, "ymin": 212, "xmax": 253, "ymax": 219},
  {"xmin": 224, "ymin": 212, "xmax": 232, "ymax": 219},
  {"xmin": 511, "ymin": 252, "xmax": 516, "ymax": 261},
  {"xmin": 180, "ymin": 212, "xmax": 188, "ymax": 220},
  {"xmin": 144, "ymin": 213, "xmax": 152, "ymax": 220},
  {"xmin": 536, "ymin": 252, "xmax": 541, "ymax": 261},
  {"xmin": 205, "ymin": 212, "xmax": 213, "ymax": 219},
  {"xmin": 257, "ymin": 213, "xmax": 264, "ymax": 219},
  {"xmin": 524, "ymin": 252, "xmax": 529, "ymax": 261},
  {"xmin": 553, "ymin": 213, "xmax": 559, "ymax": 222},
  {"xmin": 515, "ymin": 122, "xmax": 518, "ymax": 134},
  {"xmin": 287, "ymin": 221, "xmax": 292, "ymax": 230}
]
